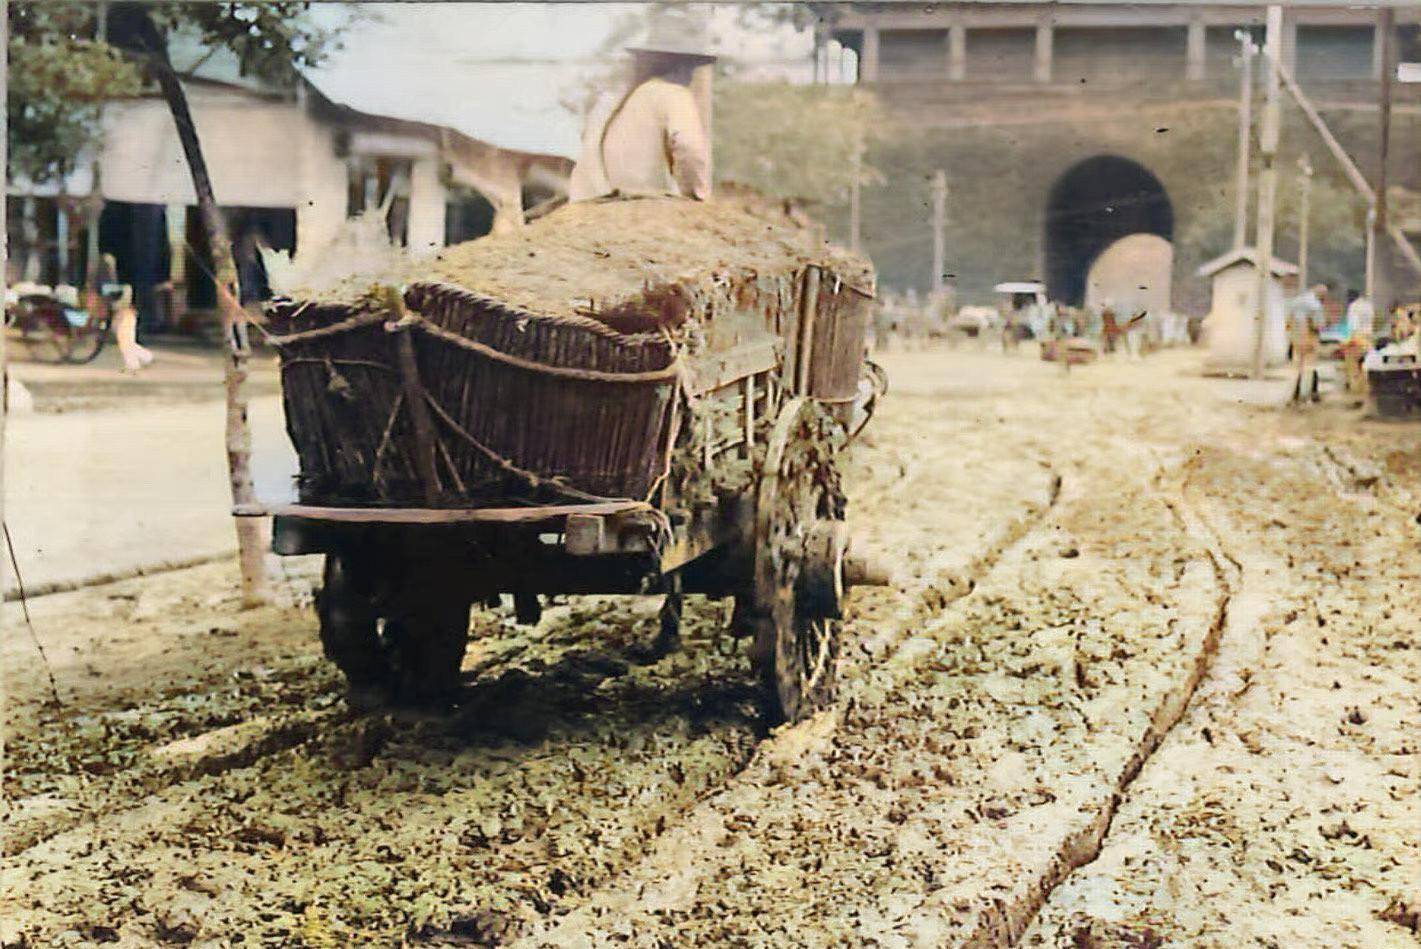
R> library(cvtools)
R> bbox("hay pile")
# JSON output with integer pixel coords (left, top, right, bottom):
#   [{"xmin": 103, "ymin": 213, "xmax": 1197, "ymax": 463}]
[
  {"xmin": 268, "ymin": 194, "xmax": 874, "ymax": 505},
  {"xmin": 309, "ymin": 194, "xmax": 871, "ymax": 323}
]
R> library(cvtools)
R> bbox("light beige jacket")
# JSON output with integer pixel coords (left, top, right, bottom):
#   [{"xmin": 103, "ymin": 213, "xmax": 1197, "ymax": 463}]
[{"xmin": 568, "ymin": 78, "xmax": 710, "ymax": 202}]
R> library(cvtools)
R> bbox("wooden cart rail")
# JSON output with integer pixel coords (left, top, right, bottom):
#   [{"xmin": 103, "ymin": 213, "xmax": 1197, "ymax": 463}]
[{"xmin": 234, "ymin": 500, "xmax": 652, "ymax": 524}]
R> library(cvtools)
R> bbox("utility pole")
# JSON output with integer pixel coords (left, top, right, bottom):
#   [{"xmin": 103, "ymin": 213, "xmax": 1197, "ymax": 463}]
[
  {"xmin": 1373, "ymin": 7, "xmax": 1394, "ymax": 307},
  {"xmin": 1233, "ymin": 29, "xmax": 1257, "ymax": 249},
  {"xmin": 1, "ymin": 0, "xmax": 9, "ymax": 783},
  {"xmin": 86, "ymin": 2, "xmax": 108, "ymax": 297},
  {"xmin": 1297, "ymin": 156, "xmax": 1313, "ymax": 289},
  {"xmin": 849, "ymin": 137, "xmax": 863, "ymax": 254},
  {"xmin": 930, "ymin": 169, "xmax": 947, "ymax": 293},
  {"xmin": 1365, "ymin": 205, "xmax": 1377, "ymax": 303},
  {"xmin": 1291, "ymin": 156, "xmax": 1313, "ymax": 405},
  {"xmin": 1250, "ymin": 6, "xmax": 1283, "ymax": 380}
]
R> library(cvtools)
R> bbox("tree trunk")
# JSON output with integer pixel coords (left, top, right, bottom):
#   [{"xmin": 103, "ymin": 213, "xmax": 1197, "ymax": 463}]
[{"xmin": 133, "ymin": 9, "xmax": 269, "ymax": 604}]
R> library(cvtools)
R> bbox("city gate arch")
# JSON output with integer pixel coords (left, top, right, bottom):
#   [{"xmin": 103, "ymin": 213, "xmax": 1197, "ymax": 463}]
[{"xmin": 1045, "ymin": 155, "xmax": 1174, "ymax": 306}]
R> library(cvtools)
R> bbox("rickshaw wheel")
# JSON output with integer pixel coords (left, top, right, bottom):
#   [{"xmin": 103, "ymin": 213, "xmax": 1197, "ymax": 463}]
[
  {"xmin": 751, "ymin": 398, "xmax": 848, "ymax": 724},
  {"xmin": 18, "ymin": 329, "xmax": 68, "ymax": 364},
  {"xmin": 64, "ymin": 320, "xmax": 109, "ymax": 364}
]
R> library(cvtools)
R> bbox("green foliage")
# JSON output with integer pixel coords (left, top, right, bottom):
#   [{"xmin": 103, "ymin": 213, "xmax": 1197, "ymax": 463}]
[
  {"xmin": 714, "ymin": 82, "xmax": 888, "ymax": 207},
  {"xmin": 7, "ymin": 4, "xmax": 142, "ymax": 184},
  {"xmin": 1172, "ymin": 106, "xmax": 1376, "ymax": 292},
  {"xmin": 143, "ymin": 2, "xmax": 339, "ymax": 88},
  {"xmin": 1176, "ymin": 163, "xmax": 1366, "ymax": 291}
]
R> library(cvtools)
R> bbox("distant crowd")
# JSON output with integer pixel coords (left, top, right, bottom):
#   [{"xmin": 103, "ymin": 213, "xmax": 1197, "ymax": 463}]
[
  {"xmin": 1284, "ymin": 280, "xmax": 1418, "ymax": 402},
  {"xmin": 870, "ymin": 288, "xmax": 1195, "ymax": 358}
]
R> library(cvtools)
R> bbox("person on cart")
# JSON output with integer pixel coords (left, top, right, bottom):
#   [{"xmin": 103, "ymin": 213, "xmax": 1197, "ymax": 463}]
[{"xmin": 568, "ymin": 32, "xmax": 714, "ymax": 203}]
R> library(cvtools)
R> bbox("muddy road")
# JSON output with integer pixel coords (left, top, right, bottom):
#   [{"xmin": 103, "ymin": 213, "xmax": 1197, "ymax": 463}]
[{"xmin": 3, "ymin": 349, "xmax": 1416, "ymax": 947}]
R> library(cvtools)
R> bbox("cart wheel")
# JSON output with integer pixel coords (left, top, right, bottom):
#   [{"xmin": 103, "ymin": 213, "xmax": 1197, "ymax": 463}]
[
  {"xmin": 316, "ymin": 553, "xmax": 389, "ymax": 708},
  {"xmin": 751, "ymin": 398, "xmax": 849, "ymax": 723},
  {"xmin": 384, "ymin": 579, "xmax": 472, "ymax": 707},
  {"xmin": 318, "ymin": 554, "xmax": 470, "ymax": 709}
]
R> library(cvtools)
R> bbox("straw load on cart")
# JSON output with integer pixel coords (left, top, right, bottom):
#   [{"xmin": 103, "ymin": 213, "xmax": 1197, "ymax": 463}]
[{"xmin": 264, "ymin": 195, "xmax": 873, "ymax": 510}]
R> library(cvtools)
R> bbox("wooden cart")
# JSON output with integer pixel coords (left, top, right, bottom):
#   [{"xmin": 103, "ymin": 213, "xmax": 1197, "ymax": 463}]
[{"xmin": 245, "ymin": 204, "xmax": 886, "ymax": 722}]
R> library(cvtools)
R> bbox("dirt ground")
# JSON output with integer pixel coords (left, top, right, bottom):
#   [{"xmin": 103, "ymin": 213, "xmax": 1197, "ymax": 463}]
[{"xmin": 2, "ymin": 347, "xmax": 1417, "ymax": 947}]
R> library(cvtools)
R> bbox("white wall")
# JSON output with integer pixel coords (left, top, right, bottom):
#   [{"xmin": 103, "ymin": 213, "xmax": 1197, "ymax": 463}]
[
  {"xmin": 406, "ymin": 157, "xmax": 447, "ymax": 257},
  {"xmin": 99, "ymin": 88, "xmax": 336, "ymax": 208},
  {"xmin": 95, "ymin": 85, "xmax": 475, "ymax": 269},
  {"xmin": 1203, "ymin": 265, "xmax": 1290, "ymax": 373}
]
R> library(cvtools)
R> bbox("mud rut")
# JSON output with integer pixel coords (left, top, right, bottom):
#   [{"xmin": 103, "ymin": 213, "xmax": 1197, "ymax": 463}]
[{"xmin": 3, "ymin": 351, "xmax": 1416, "ymax": 947}]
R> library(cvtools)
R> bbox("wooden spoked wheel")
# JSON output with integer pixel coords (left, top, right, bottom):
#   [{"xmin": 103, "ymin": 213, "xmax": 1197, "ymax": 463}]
[{"xmin": 751, "ymin": 398, "xmax": 849, "ymax": 723}]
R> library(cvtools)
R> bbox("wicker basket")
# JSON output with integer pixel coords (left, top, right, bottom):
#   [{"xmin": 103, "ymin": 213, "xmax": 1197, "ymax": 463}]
[{"xmin": 267, "ymin": 285, "xmax": 679, "ymax": 506}]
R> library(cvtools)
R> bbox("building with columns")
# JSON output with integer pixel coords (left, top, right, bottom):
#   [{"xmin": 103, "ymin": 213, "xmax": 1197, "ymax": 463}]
[
  {"xmin": 6, "ymin": 42, "xmax": 571, "ymax": 333},
  {"xmin": 837, "ymin": 3, "xmax": 1410, "ymax": 87},
  {"xmin": 811, "ymin": 2, "xmax": 1420, "ymax": 309}
]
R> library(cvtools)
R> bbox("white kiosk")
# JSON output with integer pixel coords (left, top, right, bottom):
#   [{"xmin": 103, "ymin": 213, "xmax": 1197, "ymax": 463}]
[{"xmin": 1197, "ymin": 248, "xmax": 1296, "ymax": 376}]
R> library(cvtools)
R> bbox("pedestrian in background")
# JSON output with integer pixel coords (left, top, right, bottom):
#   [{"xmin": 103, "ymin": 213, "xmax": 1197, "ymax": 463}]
[
  {"xmin": 1288, "ymin": 282, "xmax": 1327, "ymax": 402},
  {"xmin": 113, "ymin": 283, "xmax": 154, "ymax": 374},
  {"xmin": 1341, "ymin": 289, "xmax": 1376, "ymax": 396}
]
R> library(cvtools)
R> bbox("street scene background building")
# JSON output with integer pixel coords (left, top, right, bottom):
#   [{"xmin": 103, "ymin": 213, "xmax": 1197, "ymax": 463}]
[{"xmin": 816, "ymin": 2, "xmax": 1420, "ymax": 311}]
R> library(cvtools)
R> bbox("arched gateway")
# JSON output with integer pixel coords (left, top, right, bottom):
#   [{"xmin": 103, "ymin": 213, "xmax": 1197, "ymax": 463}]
[{"xmin": 1045, "ymin": 155, "xmax": 1174, "ymax": 306}]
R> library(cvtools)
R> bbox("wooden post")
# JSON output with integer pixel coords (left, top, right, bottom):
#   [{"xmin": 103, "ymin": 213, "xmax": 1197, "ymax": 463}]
[
  {"xmin": 742, "ymin": 376, "xmax": 755, "ymax": 455},
  {"xmin": 134, "ymin": 8, "xmax": 269, "ymax": 603},
  {"xmin": 930, "ymin": 170, "xmax": 947, "ymax": 293},
  {"xmin": 1372, "ymin": 10, "xmax": 1390, "ymax": 81},
  {"xmin": 1297, "ymin": 157, "xmax": 1312, "ymax": 289},
  {"xmin": 1365, "ymin": 205, "xmax": 1377, "ymax": 304},
  {"xmin": 797, "ymin": 267, "xmax": 821, "ymax": 395},
  {"xmin": 1374, "ymin": 7, "xmax": 1394, "ymax": 307},
  {"xmin": 1266, "ymin": 43, "xmax": 1421, "ymax": 279},
  {"xmin": 2, "ymin": 0, "xmax": 9, "ymax": 631},
  {"xmin": 383, "ymin": 286, "xmax": 442, "ymax": 504},
  {"xmin": 1233, "ymin": 30, "xmax": 1257, "ymax": 250},
  {"xmin": 1251, "ymin": 6, "xmax": 1284, "ymax": 381},
  {"xmin": 1291, "ymin": 157, "xmax": 1313, "ymax": 406}
]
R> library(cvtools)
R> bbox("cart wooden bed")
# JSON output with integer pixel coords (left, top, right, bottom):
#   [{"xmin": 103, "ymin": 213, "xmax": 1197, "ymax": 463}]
[{"xmin": 242, "ymin": 203, "xmax": 886, "ymax": 722}]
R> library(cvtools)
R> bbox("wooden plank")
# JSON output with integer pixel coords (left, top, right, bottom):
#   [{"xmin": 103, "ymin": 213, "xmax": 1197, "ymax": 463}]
[
  {"xmin": 796, "ymin": 267, "xmax": 821, "ymax": 395},
  {"xmin": 383, "ymin": 286, "xmax": 443, "ymax": 504},
  {"xmin": 238, "ymin": 500, "xmax": 650, "ymax": 525},
  {"xmin": 683, "ymin": 338, "xmax": 780, "ymax": 396}
]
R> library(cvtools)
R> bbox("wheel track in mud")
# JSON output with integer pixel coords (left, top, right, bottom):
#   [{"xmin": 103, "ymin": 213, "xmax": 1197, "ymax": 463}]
[
  {"xmin": 846, "ymin": 454, "xmax": 1240, "ymax": 946},
  {"xmin": 516, "ymin": 390, "xmax": 1246, "ymax": 947},
  {"xmin": 995, "ymin": 429, "xmax": 1283, "ymax": 943},
  {"xmin": 1024, "ymin": 420, "xmax": 1421, "ymax": 944},
  {"xmin": 2, "ymin": 384, "xmax": 1062, "ymax": 945}
]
